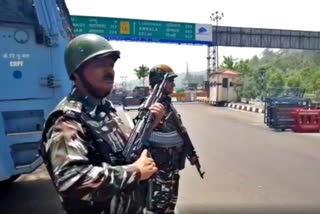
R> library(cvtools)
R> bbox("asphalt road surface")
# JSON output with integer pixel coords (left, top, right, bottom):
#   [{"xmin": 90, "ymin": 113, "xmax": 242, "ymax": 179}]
[{"xmin": 175, "ymin": 104, "xmax": 320, "ymax": 214}]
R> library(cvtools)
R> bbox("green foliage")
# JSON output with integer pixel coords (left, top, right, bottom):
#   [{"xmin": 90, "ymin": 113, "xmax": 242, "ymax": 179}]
[
  {"xmin": 222, "ymin": 56, "xmax": 237, "ymax": 69},
  {"xmin": 134, "ymin": 64, "xmax": 149, "ymax": 86},
  {"xmin": 233, "ymin": 78, "xmax": 244, "ymax": 101},
  {"xmin": 230, "ymin": 49, "xmax": 320, "ymax": 101},
  {"xmin": 235, "ymin": 59, "xmax": 251, "ymax": 75},
  {"xmin": 267, "ymin": 70, "xmax": 286, "ymax": 89},
  {"xmin": 241, "ymin": 76, "xmax": 257, "ymax": 101},
  {"xmin": 287, "ymin": 73, "xmax": 302, "ymax": 88}
]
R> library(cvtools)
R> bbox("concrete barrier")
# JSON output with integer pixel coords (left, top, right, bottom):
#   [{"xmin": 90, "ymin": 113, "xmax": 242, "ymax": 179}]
[
  {"xmin": 197, "ymin": 99, "xmax": 265, "ymax": 114},
  {"xmin": 226, "ymin": 102, "xmax": 265, "ymax": 114}
]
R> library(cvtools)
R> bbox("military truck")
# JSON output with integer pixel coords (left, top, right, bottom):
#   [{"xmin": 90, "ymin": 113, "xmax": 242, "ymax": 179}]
[{"xmin": 0, "ymin": 0, "xmax": 73, "ymax": 185}]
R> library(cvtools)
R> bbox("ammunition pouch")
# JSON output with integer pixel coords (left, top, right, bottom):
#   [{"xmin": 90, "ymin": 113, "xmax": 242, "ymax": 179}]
[
  {"xmin": 147, "ymin": 131, "xmax": 186, "ymax": 170},
  {"xmin": 150, "ymin": 146, "xmax": 186, "ymax": 170}
]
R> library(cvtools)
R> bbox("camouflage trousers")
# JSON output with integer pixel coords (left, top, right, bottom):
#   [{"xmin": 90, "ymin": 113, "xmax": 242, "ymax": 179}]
[{"xmin": 149, "ymin": 168, "xmax": 180, "ymax": 214}]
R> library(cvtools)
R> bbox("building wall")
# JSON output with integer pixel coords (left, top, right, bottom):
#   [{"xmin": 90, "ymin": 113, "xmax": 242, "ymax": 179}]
[{"xmin": 209, "ymin": 73, "xmax": 241, "ymax": 103}]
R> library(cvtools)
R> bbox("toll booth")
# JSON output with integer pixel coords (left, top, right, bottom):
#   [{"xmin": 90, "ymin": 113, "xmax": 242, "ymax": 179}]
[{"xmin": 209, "ymin": 69, "xmax": 241, "ymax": 105}]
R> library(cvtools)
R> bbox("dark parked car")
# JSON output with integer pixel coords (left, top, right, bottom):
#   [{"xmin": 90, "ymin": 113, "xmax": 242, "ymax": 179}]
[{"xmin": 123, "ymin": 96, "xmax": 145, "ymax": 111}]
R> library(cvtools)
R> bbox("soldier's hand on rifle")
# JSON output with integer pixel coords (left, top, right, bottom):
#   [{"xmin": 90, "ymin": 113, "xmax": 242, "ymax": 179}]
[
  {"xmin": 149, "ymin": 103, "xmax": 165, "ymax": 129},
  {"xmin": 134, "ymin": 149, "xmax": 158, "ymax": 181}
]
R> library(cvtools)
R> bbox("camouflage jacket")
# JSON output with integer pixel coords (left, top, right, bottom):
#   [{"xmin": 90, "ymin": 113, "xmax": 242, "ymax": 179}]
[{"xmin": 42, "ymin": 88, "xmax": 145, "ymax": 214}]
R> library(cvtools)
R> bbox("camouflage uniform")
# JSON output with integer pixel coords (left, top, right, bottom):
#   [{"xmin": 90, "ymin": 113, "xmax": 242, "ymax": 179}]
[
  {"xmin": 41, "ymin": 88, "xmax": 145, "ymax": 214},
  {"xmin": 147, "ymin": 96, "xmax": 186, "ymax": 214}
]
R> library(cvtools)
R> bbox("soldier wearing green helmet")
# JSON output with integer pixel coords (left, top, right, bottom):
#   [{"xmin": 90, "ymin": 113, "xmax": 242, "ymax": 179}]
[
  {"xmin": 40, "ymin": 34, "xmax": 165, "ymax": 214},
  {"xmin": 64, "ymin": 34, "xmax": 120, "ymax": 78},
  {"xmin": 149, "ymin": 64, "xmax": 178, "ymax": 88},
  {"xmin": 145, "ymin": 64, "xmax": 194, "ymax": 213}
]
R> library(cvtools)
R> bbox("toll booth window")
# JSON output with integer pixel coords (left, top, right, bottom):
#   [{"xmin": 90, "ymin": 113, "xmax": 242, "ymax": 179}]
[
  {"xmin": 0, "ymin": 0, "xmax": 36, "ymax": 24},
  {"xmin": 222, "ymin": 78, "xmax": 228, "ymax": 88}
]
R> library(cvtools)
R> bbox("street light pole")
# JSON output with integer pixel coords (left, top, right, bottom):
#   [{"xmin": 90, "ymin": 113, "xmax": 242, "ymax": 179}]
[{"xmin": 210, "ymin": 11, "xmax": 224, "ymax": 72}]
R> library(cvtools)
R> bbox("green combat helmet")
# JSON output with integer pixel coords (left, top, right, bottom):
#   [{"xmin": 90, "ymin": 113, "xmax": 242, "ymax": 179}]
[
  {"xmin": 149, "ymin": 64, "xmax": 178, "ymax": 86},
  {"xmin": 64, "ymin": 34, "xmax": 120, "ymax": 78}
]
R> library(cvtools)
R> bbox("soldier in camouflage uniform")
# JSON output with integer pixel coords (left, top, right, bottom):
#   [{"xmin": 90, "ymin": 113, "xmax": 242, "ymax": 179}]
[
  {"xmin": 41, "ymin": 34, "xmax": 165, "ymax": 214},
  {"xmin": 146, "ymin": 64, "xmax": 197, "ymax": 214}
]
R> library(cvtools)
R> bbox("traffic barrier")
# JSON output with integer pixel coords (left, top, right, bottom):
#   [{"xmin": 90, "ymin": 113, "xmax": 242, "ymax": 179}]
[
  {"xmin": 291, "ymin": 109, "xmax": 320, "ymax": 133},
  {"xmin": 264, "ymin": 97, "xmax": 309, "ymax": 131}
]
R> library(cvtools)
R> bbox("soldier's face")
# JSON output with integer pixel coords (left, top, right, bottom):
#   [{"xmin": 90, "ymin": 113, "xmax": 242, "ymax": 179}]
[
  {"xmin": 82, "ymin": 56, "xmax": 115, "ymax": 97},
  {"xmin": 165, "ymin": 78, "xmax": 175, "ymax": 94}
]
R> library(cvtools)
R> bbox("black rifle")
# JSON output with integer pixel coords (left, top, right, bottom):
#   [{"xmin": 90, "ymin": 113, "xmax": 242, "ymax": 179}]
[
  {"xmin": 122, "ymin": 73, "xmax": 170, "ymax": 163},
  {"xmin": 166, "ymin": 103, "xmax": 205, "ymax": 179}
]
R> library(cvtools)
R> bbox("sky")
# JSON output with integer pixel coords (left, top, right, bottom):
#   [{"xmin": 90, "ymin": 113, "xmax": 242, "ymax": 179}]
[{"xmin": 65, "ymin": 0, "xmax": 320, "ymax": 83}]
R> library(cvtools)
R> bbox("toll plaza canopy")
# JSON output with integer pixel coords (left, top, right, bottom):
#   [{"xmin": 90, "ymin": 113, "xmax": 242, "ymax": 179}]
[{"xmin": 71, "ymin": 15, "xmax": 213, "ymax": 46}]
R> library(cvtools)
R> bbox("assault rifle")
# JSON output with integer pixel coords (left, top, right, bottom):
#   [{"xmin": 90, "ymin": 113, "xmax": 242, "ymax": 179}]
[
  {"xmin": 122, "ymin": 73, "xmax": 170, "ymax": 163},
  {"xmin": 166, "ymin": 103, "xmax": 205, "ymax": 179}
]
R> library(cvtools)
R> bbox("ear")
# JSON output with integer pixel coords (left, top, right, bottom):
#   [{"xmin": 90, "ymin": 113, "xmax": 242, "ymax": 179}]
[{"xmin": 72, "ymin": 73, "xmax": 80, "ymax": 82}]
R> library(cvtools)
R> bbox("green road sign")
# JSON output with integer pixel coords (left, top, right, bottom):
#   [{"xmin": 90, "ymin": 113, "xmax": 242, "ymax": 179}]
[{"xmin": 71, "ymin": 15, "xmax": 212, "ymax": 45}]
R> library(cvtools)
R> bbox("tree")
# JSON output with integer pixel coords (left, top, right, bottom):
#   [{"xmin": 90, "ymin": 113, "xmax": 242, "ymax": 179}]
[
  {"xmin": 260, "ymin": 49, "xmax": 278, "ymax": 65},
  {"xmin": 287, "ymin": 73, "xmax": 302, "ymax": 88},
  {"xmin": 233, "ymin": 78, "xmax": 243, "ymax": 102},
  {"xmin": 235, "ymin": 59, "xmax": 251, "ymax": 75},
  {"xmin": 312, "ymin": 70, "xmax": 320, "ymax": 92},
  {"xmin": 218, "ymin": 49, "xmax": 320, "ymax": 101},
  {"xmin": 221, "ymin": 56, "xmax": 237, "ymax": 69},
  {"xmin": 241, "ymin": 76, "xmax": 257, "ymax": 102},
  {"xmin": 299, "ymin": 66, "xmax": 317, "ymax": 93},
  {"xmin": 267, "ymin": 70, "xmax": 286, "ymax": 89},
  {"xmin": 255, "ymin": 68, "xmax": 268, "ymax": 100},
  {"xmin": 134, "ymin": 64, "xmax": 149, "ymax": 86}
]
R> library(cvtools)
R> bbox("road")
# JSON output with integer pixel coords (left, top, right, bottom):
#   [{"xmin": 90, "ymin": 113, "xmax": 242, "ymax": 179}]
[
  {"xmin": 175, "ymin": 104, "xmax": 320, "ymax": 214},
  {"xmin": 1, "ymin": 103, "xmax": 320, "ymax": 214}
]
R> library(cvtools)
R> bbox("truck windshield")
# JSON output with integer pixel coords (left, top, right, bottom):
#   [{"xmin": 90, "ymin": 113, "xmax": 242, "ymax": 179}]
[{"xmin": 0, "ymin": 0, "xmax": 36, "ymax": 24}]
